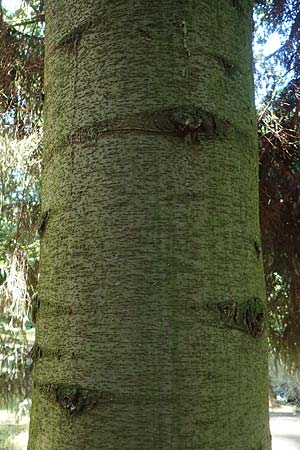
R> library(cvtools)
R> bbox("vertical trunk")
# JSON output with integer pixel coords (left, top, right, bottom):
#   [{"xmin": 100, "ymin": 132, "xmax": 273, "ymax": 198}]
[{"xmin": 28, "ymin": 1, "xmax": 271, "ymax": 449}]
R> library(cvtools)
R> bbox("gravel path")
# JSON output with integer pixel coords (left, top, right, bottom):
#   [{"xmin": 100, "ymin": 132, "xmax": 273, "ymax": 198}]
[{"xmin": 270, "ymin": 406, "xmax": 300, "ymax": 450}]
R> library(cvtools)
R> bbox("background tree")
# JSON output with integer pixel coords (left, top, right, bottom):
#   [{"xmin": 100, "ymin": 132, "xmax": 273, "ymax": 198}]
[
  {"xmin": 0, "ymin": 0, "xmax": 43, "ymax": 407},
  {"xmin": 255, "ymin": 0, "xmax": 300, "ymax": 370}
]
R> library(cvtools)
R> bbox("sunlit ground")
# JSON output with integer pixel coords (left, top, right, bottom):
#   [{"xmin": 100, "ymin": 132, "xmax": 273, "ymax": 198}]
[
  {"xmin": 269, "ymin": 404, "xmax": 300, "ymax": 450},
  {"xmin": 0, "ymin": 410, "xmax": 29, "ymax": 450}
]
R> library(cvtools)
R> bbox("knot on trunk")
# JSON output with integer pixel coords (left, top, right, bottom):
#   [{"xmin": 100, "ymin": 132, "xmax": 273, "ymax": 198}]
[
  {"xmin": 171, "ymin": 109, "xmax": 216, "ymax": 142},
  {"xmin": 217, "ymin": 297, "xmax": 266, "ymax": 337},
  {"xmin": 39, "ymin": 384, "xmax": 97, "ymax": 416}
]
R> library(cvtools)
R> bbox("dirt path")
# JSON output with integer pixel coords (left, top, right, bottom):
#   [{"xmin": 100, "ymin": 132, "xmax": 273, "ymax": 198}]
[{"xmin": 270, "ymin": 406, "xmax": 300, "ymax": 450}]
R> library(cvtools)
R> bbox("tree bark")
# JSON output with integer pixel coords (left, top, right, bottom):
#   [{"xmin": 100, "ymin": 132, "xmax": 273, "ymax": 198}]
[{"xmin": 28, "ymin": 1, "xmax": 271, "ymax": 449}]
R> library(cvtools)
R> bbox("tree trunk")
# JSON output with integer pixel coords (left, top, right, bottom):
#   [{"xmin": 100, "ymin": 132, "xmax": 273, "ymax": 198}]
[{"xmin": 28, "ymin": 1, "xmax": 271, "ymax": 449}]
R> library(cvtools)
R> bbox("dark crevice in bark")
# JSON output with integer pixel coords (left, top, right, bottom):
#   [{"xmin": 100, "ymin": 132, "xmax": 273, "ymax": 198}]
[
  {"xmin": 219, "ymin": 57, "xmax": 239, "ymax": 76},
  {"xmin": 38, "ymin": 209, "xmax": 50, "ymax": 238},
  {"xmin": 135, "ymin": 27, "xmax": 153, "ymax": 42},
  {"xmin": 30, "ymin": 343, "xmax": 62, "ymax": 364},
  {"xmin": 230, "ymin": 0, "xmax": 251, "ymax": 12},
  {"xmin": 30, "ymin": 343, "xmax": 43, "ymax": 365},
  {"xmin": 31, "ymin": 295, "xmax": 40, "ymax": 323},
  {"xmin": 208, "ymin": 371, "xmax": 217, "ymax": 380},
  {"xmin": 254, "ymin": 240, "xmax": 261, "ymax": 260}
]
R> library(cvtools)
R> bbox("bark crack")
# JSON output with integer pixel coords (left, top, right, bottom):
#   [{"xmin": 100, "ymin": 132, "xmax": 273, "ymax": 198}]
[
  {"xmin": 38, "ymin": 209, "xmax": 50, "ymax": 238},
  {"xmin": 181, "ymin": 19, "xmax": 190, "ymax": 82},
  {"xmin": 181, "ymin": 20, "xmax": 190, "ymax": 58},
  {"xmin": 55, "ymin": 19, "xmax": 93, "ymax": 51},
  {"xmin": 70, "ymin": 33, "xmax": 80, "ymax": 198}
]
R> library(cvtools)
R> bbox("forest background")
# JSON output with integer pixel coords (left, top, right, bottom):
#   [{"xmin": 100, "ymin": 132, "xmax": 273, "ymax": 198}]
[{"xmin": 1, "ymin": 0, "xmax": 300, "ymax": 444}]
